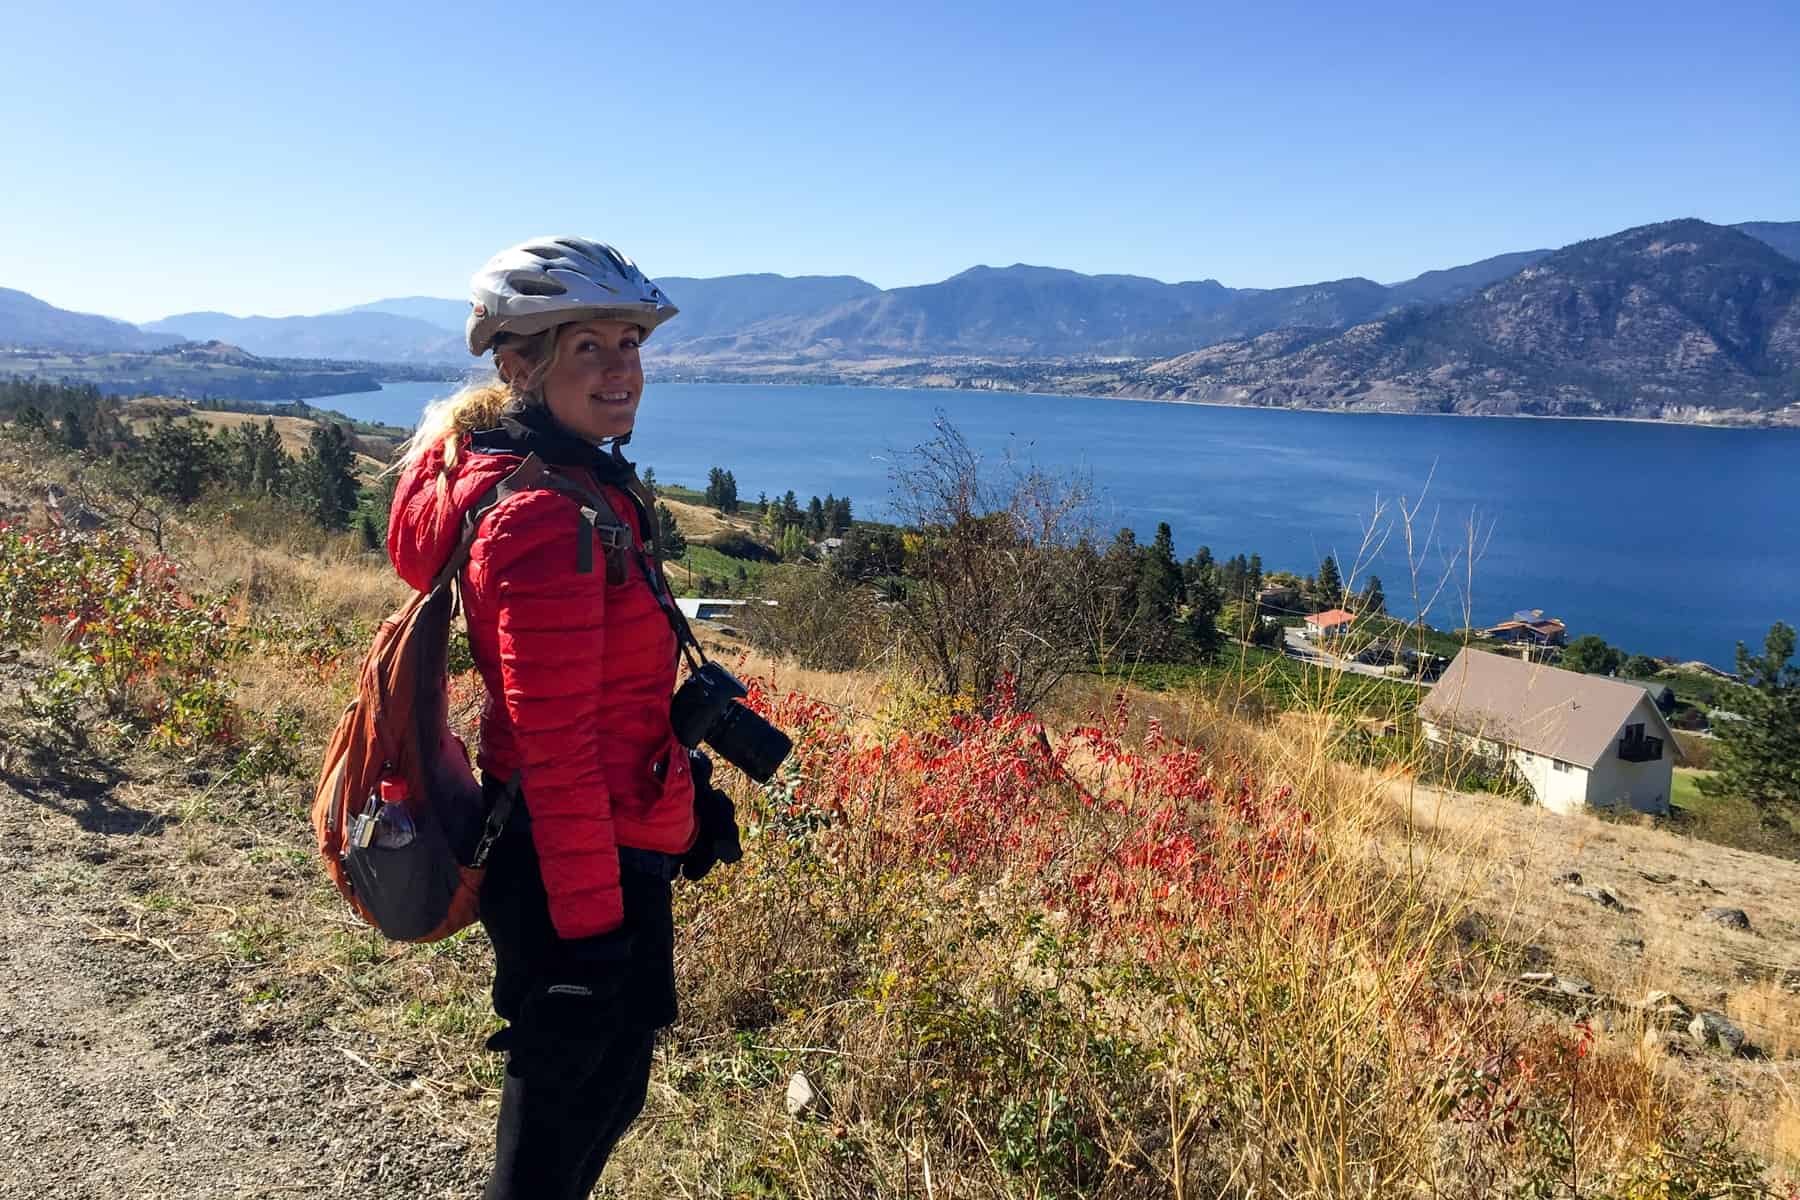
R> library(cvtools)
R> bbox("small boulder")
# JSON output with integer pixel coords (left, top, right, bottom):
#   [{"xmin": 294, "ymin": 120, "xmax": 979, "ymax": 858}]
[
  {"xmin": 1702, "ymin": 907, "xmax": 1750, "ymax": 931},
  {"xmin": 785, "ymin": 1071, "xmax": 822, "ymax": 1119},
  {"xmin": 1639, "ymin": 991, "xmax": 1691, "ymax": 1029},
  {"xmin": 1554, "ymin": 975, "xmax": 1595, "ymax": 997},
  {"xmin": 1687, "ymin": 1011, "xmax": 1747, "ymax": 1056},
  {"xmin": 1637, "ymin": 871, "xmax": 1676, "ymax": 885},
  {"xmin": 1552, "ymin": 870, "xmax": 1583, "ymax": 886},
  {"xmin": 1570, "ymin": 885, "xmax": 1622, "ymax": 910}
]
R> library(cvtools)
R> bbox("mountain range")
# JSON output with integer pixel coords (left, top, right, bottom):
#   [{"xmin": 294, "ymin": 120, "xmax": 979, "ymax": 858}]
[{"xmin": 3, "ymin": 219, "xmax": 1797, "ymax": 422}]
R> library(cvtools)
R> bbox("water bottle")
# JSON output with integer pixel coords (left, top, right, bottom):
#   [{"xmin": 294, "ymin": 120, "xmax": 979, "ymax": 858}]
[{"xmin": 373, "ymin": 775, "xmax": 417, "ymax": 849}]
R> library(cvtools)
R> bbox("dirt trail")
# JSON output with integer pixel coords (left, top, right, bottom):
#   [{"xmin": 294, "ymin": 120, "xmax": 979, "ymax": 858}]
[{"xmin": 0, "ymin": 727, "xmax": 488, "ymax": 1199}]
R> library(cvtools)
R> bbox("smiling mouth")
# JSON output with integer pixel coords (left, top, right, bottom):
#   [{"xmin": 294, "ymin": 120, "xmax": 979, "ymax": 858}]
[{"xmin": 593, "ymin": 392, "xmax": 633, "ymax": 404}]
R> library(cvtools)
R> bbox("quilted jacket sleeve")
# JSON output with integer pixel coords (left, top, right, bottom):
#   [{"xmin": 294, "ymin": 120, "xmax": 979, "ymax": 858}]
[{"xmin": 482, "ymin": 491, "xmax": 622, "ymax": 938}]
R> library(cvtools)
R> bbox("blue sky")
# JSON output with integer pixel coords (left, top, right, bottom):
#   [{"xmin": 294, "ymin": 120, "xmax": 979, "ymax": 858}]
[{"xmin": 3, "ymin": 0, "xmax": 1796, "ymax": 322}]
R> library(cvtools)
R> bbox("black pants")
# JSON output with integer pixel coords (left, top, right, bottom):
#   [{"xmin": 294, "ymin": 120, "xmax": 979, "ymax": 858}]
[{"xmin": 478, "ymin": 780, "xmax": 679, "ymax": 1200}]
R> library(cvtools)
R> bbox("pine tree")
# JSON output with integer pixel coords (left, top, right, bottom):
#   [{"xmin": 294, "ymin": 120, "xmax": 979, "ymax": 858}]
[
  {"xmin": 830, "ymin": 495, "xmax": 852, "ymax": 534},
  {"xmin": 1700, "ymin": 622, "xmax": 1800, "ymax": 820},
  {"xmin": 1358, "ymin": 573, "xmax": 1387, "ymax": 615},
  {"xmin": 1137, "ymin": 522, "xmax": 1181, "ymax": 627},
  {"xmin": 705, "ymin": 467, "xmax": 724, "ymax": 508},
  {"xmin": 1183, "ymin": 570, "xmax": 1224, "ymax": 658},
  {"xmin": 1317, "ymin": 554, "xmax": 1344, "ymax": 607},
  {"xmin": 806, "ymin": 495, "xmax": 826, "ymax": 537},
  {"xmin": 57, "ymin": 410, "xmax": 88, "ymax": 451},
  {"xmin": 358, "ymin": 511, "xmax": 381, "ymax": 551},
  {"xmin": 720, "ymin": 470, "xmax": 739, "ymax": 513},
  {"xmin": 655, "ymin": 502, "xmax": 686, "ymax": 557},
  {"xmin": 296, "ymin": 422, "xmax": 360, "ymax": 530},
  {"xmin": 134, "ymin": 416, "xmax": 225, "ymax": 503}
]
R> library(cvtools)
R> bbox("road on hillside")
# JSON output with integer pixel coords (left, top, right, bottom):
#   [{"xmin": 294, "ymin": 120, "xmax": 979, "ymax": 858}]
[{"xmin": 1282, "ymin": 626, "xmax": 1428, "ymax": 686}]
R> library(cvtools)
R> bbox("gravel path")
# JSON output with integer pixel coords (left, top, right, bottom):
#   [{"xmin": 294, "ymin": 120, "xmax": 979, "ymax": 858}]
[{"xmin": 0, "ymin": 727, "xmax": 490, "ymax": 1199}]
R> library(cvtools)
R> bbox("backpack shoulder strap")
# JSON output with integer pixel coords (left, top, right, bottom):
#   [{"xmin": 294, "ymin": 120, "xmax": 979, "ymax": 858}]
[{"xmin": 424, "ymin": 453, "xmax": 631, "ymax": 593}]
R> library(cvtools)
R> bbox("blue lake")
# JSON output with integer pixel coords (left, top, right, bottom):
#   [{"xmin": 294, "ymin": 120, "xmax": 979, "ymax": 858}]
[{"xmin": 321, "ymin": 380, "xmax": 1797, "ymax": 667}]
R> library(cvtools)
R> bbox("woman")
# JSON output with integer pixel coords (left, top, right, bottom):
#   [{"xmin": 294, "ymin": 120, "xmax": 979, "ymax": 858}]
[{"xmin": 387, "ymin": 237, "xmax": 738, "ymax": 1198}]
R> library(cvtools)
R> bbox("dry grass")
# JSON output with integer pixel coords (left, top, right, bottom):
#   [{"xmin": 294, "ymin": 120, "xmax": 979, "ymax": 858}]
[{"xmin": 659, "ymin": 496, "xmax": 760, "ymax": 541}]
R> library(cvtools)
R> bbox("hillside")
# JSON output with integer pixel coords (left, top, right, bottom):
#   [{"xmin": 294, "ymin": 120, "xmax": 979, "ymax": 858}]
[
  {"xmin": 143, "ymin": 310, "xmax": 464, "ymax": 365},
  {"xmin": 0, "ymin": 286, "xmax": 174, "ymax": 352},
  {"xmin": 2, "ymin": 341, "xmax": 382, "ymax": 402},
  {"xmin": 1134, "ymin": 220, "xmax": 1800, "ymax": 420},
  {"xmin": 0, "ymin": 424, "xmax": 1797, "ymax": 1194}
]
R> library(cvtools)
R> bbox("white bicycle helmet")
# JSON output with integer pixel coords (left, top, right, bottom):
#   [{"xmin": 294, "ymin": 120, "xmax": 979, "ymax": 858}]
[{"xmin": 465, "ymin": 236, "xmax": 679, "ymax": 356}]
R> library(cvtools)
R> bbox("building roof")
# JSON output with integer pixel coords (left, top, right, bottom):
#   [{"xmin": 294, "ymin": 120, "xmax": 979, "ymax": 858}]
[
  {"xmin": 1308, "ymin": 608, "xmax": 1357, "ymax": 629},
  {"xmin": 1419, "ymin": 649, "xmax": 1683, "ymax": 768}
]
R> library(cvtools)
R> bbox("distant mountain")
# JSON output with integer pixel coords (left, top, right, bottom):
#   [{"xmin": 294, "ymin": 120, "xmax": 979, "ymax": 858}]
[
  {"xmin": 666, "ymin": 265, "xmax": 1238, "ymax": 358},
  {"xmin": 1383, "ymin": 249, "xmax": 1553, "ymax": 309},
  {"xmin": 142, "ymin": 310, "xmax": 464, "ymax": 365},
  {"xmin": 1736, "ymin": 221, "xmax": 1800, "ymax": 264},
  {"xmin": 334, "ymin": 296, "xmax": 468, "ymax": 332},
  {"xmin": 0, "ymin": 287, "xmax": 175, "ymax": 352},
  {"xmin": 651, "ymin": 274, "xmax": 880, "ymax": 348},
  {"xmin": 1136, "ymin": 220, "xmax": 1800, "ymax": 419}
]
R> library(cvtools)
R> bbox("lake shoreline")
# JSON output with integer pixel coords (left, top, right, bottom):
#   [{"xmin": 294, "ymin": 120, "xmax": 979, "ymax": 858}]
[{"xmin": 650, "ymin": 374, "xmax": 1796, "ymax": 432}]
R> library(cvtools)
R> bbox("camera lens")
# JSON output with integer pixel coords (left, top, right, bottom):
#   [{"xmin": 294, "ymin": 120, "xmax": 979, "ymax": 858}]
[{"xmin": 706, "ymin": 702, "xmax": 793, "ymax": 783}]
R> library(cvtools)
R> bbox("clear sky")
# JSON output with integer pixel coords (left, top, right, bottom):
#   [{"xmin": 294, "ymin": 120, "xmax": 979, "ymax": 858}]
[{"xmin": 3, "ymin": 0, "xmax": 1796, "ymax": 323}]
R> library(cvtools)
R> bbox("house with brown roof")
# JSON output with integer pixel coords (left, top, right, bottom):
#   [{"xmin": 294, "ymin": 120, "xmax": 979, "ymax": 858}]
[
  {"xmin": 1305, "ymin": 608, "xmax": 1357, "ymax": 639},
  {"xmin": 1482, "ymin": 610, "xmax": 1568, "ymax": 648},
  {"xmin": 1418, "ymin": 649, "xmax": 1682, "ymax": 816}
]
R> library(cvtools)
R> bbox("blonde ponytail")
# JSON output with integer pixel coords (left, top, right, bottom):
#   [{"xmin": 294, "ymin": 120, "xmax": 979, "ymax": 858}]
[{"xmin": 395, "ymin": 327, "xmax": 562, "ymax": 478}]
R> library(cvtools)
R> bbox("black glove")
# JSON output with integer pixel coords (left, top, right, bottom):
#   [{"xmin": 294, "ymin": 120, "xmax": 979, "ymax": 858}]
[
  {"xmin": 488, "ymin": 927, "xmax": 633, "ymax": 1085},
  {"xmin": 681, "ymin": 750, "xmax": 744, "ymax": 882}
]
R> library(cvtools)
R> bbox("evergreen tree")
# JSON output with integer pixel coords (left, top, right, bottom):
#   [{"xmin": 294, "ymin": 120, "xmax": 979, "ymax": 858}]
[
  {"xmin": 705, "ymin": 467, "xmax": 725, "ymax": 508},
  {"xmin": 806, "ymin": 495, "xmax": 826, "ymax": 537},
  {"xmin": 296, "ymin": 422, "xmax": 360, "ymax": 530},
  {"xmin": 655, "ymin": 501, "xmax": 686, "ymax": 557},
  {"xmin": 1316, "ymin": 554, "xmax": 1344, "ymax": 607},
  {"xmin": 830, "ymin": 495, "xmax": 852, "ymax": 534},
  {"xmin": 1182, "ymin": 569, "xmax": 1224, "ymax": 658},
  {"xmin": 781, "ymin": 490, "xmax": 802, "ymax": 527},
  {"xmin": 1136, "ymin": 522, "xmax": 1182, "ymax": 634},
  {"xmin": 1700, "ymin": 622, "xmax": 1800, "ymax": 820},
  {"xmin": 1358, "ymin": 574, "xmax": 1387, "ymax": 615},
  {"xmin": 1562, "ymin": 635, "xmax": 1622, "ymax": 675},
  {"xmin": 1247, "ymin": 552, "xmax": 1264, "ymax": 598},
  {"xmin": 1180, "ymin": 545, "xmax": 1214, "ymax": 605},
  {"xmin": 134, "ymin": 416, "xmax": 225, "ymax": 503},
  {"xmin": 641, "ymin": 465, "xmax": 657, "ymax": 489},
  {"xmin": 358, "ymin": 511, "xmax": 381, "ymax": 551},
  {"xmin": 57, "ymin": 410, "xmax": 88, "ymax": 451},
  {"xmin": 1220, "ymin": 553, "xmax": 1249, "ymax": 604},
  {"xmin": 720, "ymin": 470, "xmax": 739, "ymax": 513}
]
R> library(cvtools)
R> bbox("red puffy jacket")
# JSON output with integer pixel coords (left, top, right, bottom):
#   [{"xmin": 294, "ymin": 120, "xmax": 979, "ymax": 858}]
[{"xmin": 387, "ymin": 423, "xmax": 696, "ymax": 939}]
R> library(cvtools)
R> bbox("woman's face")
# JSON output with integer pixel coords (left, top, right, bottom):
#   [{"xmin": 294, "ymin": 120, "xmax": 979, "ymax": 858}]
[{"xmin": 506, "ymin": 319, "xmax": 645, "ymax": 443}]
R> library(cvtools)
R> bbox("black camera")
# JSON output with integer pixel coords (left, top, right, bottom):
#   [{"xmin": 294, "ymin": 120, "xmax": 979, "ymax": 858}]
[{"xmin": 670, "ymin": 661, "xmax": 792, "ymax": 783}]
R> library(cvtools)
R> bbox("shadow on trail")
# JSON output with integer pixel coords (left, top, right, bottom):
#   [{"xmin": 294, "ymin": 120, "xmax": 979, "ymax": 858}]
[{"xmin": 0, "ymin": 730, "xmax": 165, "ymax": 837}]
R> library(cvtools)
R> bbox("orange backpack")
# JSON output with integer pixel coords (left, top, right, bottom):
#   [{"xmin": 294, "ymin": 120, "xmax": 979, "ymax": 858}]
[{"xmin": 311, "ymin": 454, "xmax": 635, "ymax": 942}]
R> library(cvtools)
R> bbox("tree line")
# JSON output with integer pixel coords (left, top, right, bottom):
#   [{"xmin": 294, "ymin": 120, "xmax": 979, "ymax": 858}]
[{"xmin": 3, "ymin": 378, "xmax": 370, "ymax": 543}]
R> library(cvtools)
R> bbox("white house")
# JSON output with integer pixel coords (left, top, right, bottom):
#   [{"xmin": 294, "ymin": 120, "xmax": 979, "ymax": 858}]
[{"xmin": 1417, "ymin": 648, "xmax": 1682, "ymax": 816}]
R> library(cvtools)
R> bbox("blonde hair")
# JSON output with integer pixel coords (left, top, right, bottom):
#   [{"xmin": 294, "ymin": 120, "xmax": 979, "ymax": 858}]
[{"xmin": 396, "ymin": 327, "xmax": 562, "ymax": 480}]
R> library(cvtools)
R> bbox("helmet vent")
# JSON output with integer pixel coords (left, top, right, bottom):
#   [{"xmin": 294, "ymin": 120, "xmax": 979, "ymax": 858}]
[
  {"xmin": 521, "ymin": 246, "xmax": 560, "ymax": 260},
  {"xmin": 509, "ymin": 276, "xmax": 567, "ymax": 297}
]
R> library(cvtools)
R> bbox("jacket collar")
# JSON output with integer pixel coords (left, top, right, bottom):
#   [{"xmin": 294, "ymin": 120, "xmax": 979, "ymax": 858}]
[{"xmin": 468, "ymin": 404, "xmax": 634, "ymax": 483}]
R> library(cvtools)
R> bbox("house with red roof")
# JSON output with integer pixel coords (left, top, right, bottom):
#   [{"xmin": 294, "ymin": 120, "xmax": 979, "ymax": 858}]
[{"xmin": 1304, "ymin": 608, "xmax": 1357, "ymax": 639}]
